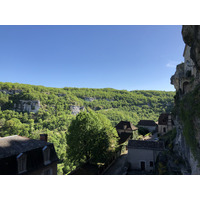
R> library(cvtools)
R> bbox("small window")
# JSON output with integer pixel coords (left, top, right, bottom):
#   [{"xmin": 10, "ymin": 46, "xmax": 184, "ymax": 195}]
[
  {"xmin": 163, "ymin": 127, "xmax": 166, "ymax": 133},
  {"xmin": 17, "ymin": 153, "xmax": 27, "ymax": 174},
  {"xmin": 150, "ymin": 161, "xmax": 153, "ymax": 167},
  {"xmin": 42, "ymin": 168, "xmax": 52, "ymax": 175},
  {"xmin": 42, "ymin": 146, "xmax": 51, "ymax": 165}
]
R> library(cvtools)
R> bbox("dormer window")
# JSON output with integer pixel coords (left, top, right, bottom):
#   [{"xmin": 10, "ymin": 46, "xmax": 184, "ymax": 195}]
[
  {"xmin": 124, "ymin": 125, "xmax": 127, "ymax": 130},
  {"xmin": 17, "ymin": 153, "xmax": 27, "ymax": 174},
  {"xmin": 42, "ymin": 146, "xmax": 50, "ymax": 165}
]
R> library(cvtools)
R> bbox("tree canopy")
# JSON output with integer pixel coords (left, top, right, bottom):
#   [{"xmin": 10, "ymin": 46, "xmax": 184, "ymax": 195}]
[{"xmin": 67, "ymin": 110, "xmax": 119, "ymax": 164}]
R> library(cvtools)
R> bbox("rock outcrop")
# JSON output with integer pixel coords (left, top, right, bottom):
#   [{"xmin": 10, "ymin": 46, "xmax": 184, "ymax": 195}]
[
  {"xmin": 171, "ymin": 25, "xmax": 200, "ymax": 174},
  {"xmin": 14, "ymin": 100, "xmax": 40, "ymax": 113},
  {"xmin": 70, "ymin": 105, "xmax": 85, "ymax": 115},
  {"xmin": 0, "ymin": 89, "xmax": 22, "ymax": 95},
  {"xmin": 84, "ymin": 97, "xmax": 96, "ymax": 102}
]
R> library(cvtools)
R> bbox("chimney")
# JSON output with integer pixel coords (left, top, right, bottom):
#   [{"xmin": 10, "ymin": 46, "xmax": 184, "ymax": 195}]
[{"xmin": 40, "ymin": 134, "xmax": 48, "ymax": 142}]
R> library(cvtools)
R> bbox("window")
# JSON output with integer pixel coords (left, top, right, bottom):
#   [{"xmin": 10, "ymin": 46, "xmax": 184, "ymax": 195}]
[
  {"xmin": 42, "ymin": 146, "xmax": 51, "ymax": 165},
  {"xmin": 163, "ymin": 127, "xmax": 166, "ymax": 133},
  {"xmin": 150, "ymin": 161, "xmax": 153, "ymax": 167},
  {"xmin": 42, "ymin": 168, "xmax": 52, "ymax": 175},
  {"xmin": 17, "ymin": 153, "xmax": 27, "ymax": 174}
]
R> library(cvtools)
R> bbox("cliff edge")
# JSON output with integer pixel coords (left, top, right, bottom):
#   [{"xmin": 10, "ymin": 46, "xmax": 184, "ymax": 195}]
[{"xmin": 171, "ymin": 25, "xmax": 200, "ymax": 174}]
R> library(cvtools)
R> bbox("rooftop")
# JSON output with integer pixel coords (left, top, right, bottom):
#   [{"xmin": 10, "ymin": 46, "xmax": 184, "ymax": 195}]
[
  {"xmin": 0, "ymin": 135, "xmax": 51, "ymax": 159},
  {"xmin": 118, "ymin": 132, "xmax": 132, "ymax": 144},
  {"xmin": 158, "ymin": 113, "xmax": 174, "ymax": 125},
  {"xmin": 115, "ymin": 121, "xmax": 138, "ymax": 131},
  {"xmin": 137, "ymin": 120, "xmax": 157, "ymax": 126},
  {"xmin": 128, "ymin": 140, "xmax": 165, "ymax": 150}
]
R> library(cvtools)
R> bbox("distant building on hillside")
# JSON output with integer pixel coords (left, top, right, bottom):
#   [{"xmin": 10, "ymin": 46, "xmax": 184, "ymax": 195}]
[
  {"xmin": 158, "ymin": 113, "xmax": 174, "ymax": 134},
  {"xmin": 127, "ymin": 140, "xmax": 165, "ymax": 172},
  {"xmin": 137, "ymin": 120, "xmax": 157, "ymax": 132},
  {"xmin": 115, "ymin": 121, "xmax": 138, "ymax": 144},
  {"xmin": 0, "ymin": 134, "xmax": 58, "ymax": 175}
]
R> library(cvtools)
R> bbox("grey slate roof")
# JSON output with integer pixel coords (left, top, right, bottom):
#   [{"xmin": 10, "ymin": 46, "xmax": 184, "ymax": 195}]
[
  {"xmin": 115, "ymin": 121, "xmax": 138, "ymax": 131},
  {"xmin": 158, "ymin": 113, "xmax": 174, "ymax": 125},
  {"xmin": 128, "ymin": 140, "xmax": 165, "ymax": 150},
  {"xmin": 0, "ymin": 135, "xmax": 51, "ymax": 159},
  {"xmin": 0, "ymin": 135, "xmax": 59, "ymax": 175},
  {"xmin": 137, "ymin": 120, "xmax": 157, "ymax": 126}
]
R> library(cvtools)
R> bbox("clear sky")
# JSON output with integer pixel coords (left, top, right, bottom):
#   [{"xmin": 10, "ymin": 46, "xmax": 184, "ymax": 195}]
[{"xmin": 0, "ymin": 25, "xmax": 184, "ymax": 91}]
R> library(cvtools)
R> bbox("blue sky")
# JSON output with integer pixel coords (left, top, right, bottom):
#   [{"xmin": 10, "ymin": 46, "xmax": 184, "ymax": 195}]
[{"xmin": 0, "ymin": 25, "xmax": 184, "ymax": 91}]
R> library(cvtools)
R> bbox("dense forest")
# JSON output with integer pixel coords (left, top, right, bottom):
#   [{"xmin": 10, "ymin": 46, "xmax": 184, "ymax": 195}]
[{"xmin": 0, "ymin": 82, "xmax": 175, "ymax": 174}]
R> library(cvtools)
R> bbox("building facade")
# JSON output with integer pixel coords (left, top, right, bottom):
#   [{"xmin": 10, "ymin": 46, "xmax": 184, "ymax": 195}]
[
  {"xmin": 127, "ymin": 140, "xmax": 164, "ymax": 172},
  {"xmin": 158, "ymin": 113, "xmax": 174, "ymax": 134}
]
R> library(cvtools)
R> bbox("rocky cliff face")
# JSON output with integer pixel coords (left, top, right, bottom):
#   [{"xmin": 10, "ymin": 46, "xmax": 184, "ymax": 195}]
[
  {"xmin": 171, "ymin": 25, "xmax": 200, "ymax": 174},
  {"xmin": 14, "ymin": 100, "xmax": 40, "ymax": 113}
]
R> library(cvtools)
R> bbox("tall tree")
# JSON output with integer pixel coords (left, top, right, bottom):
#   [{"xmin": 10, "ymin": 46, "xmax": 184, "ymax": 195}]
[{"xmin": 66, "ymin": 110, "xmax": 118, "ymax": 164}]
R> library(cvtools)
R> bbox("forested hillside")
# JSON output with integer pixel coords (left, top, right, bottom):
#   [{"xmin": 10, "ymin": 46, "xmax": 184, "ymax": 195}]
[{"xmin": 0, "ymin": 82, "xmax": 175, "ymax": 174}]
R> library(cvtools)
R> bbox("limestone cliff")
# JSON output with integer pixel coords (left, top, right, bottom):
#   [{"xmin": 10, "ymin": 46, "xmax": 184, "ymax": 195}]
[
  {"xmin": 171, "ymin": 25, "xmax": 200, "ymax": 174},
  {"xmin": 14, "ymin": 100, "xmax": 40, "ymax": 113}
]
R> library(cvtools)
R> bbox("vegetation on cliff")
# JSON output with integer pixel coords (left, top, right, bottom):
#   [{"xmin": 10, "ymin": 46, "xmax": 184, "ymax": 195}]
[{"xmin": 173, "ymin": 86, "xmax": 200, "ymax": 163}]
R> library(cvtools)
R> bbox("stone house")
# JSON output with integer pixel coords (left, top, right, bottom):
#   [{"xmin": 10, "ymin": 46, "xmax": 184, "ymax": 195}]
[
  {"xmin": 115, "ymin": 121, "xmax": 138, "ymax": 144},
  {"xmin": 137, "ymin": 120, "xmax": 157, "ymax": 132},
  {"xmin": 158, "ymin": 113, "xmax": 174, "ymax": 134},
  {"xmin": 0, "ymin": 134, "xmax": 58, "ymax": 175},
  {"xmin": 127, "ymin": 140, "xmax": 164, "ymax": 172}
]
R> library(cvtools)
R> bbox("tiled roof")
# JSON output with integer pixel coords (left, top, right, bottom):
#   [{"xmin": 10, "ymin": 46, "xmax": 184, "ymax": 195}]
[
  {"xmin": 115, "ymin": 121, "xmax": 138, "ymax": 131},
  {"xmin": 128, "ymin": 140, "xmax": 165, "ymax": 150},
  {"xmin": 0, "ymin": 135, "xmax": 58, "ymax": 174},
  {"xmin": 158, "ymin": 113, "xmax": 174, "ymax": 125},
  {"xmin": 0, "ymin": 135, "xmax": 52, "ymax": 159},
  {"xmin": 118, "ymin": 132, "xmax": 132, "ymax": 144},
  {"xmin": 137, "ymin": 120, "xmax": 157, "ymax": 126}
]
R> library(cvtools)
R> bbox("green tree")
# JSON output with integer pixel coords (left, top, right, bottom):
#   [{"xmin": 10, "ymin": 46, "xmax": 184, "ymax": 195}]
[{"xmin": 67, "ymin": 110, "xmax": 118, "ymax": 164}]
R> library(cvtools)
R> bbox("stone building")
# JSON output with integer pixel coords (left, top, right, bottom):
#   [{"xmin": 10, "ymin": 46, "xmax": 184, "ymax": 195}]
[
  {"xmin": 127, "ymin": 140, "xmax": 164, "ymax": 172},
  {"xmin": 137, "ymin": 120, "xmax": 157, "ymax": 132},
  {"xmin": 0, "ymin": 134, "xmax": 58, "ymax": 175},
  {"xmin": 158, "ymin": 113, "xmax": 174, "ymax": 134},
  {"xmin": 115, "ymin": 121, "xmax": 138, "ymax": 144}
]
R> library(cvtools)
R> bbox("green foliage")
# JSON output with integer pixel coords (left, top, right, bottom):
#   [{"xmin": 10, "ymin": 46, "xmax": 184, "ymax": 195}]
[
  {"xmin": 174, "ymin": 85, "xmax": 200, "ymax": 163},
  {"xmin": 138, "ymin": 127, "xmax": 149, "ymax": 136},
  {"xmin": 159, "ymin": 128, "xmax": 177, "ymax": 149},
  {"xmin": 0, "ymin": 82, "xmax": 175, "ymax": 174},
  {"xmin": 67, "ymin": 110, "xmax": 119, "ymax": 164}
]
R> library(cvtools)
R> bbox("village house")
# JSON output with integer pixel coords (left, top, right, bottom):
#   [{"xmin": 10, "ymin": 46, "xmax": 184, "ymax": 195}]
[
  {"xmin": 127, "ymin": 140, "xmax": 165, "ymax": 172},
  {"xmin": 158, "ymin": 113, "xmax": 174, "ymax": 134},
  {"xmin": 137, "ymin": 120, "xmax": 157, "ymax": 132},
  {"xmin": 115, "ymin": 121, "xmax": 138, "ymax": 144},
  {"xmin": 0, "ymin": 134, "xmax": 58, "ymax": 175}
]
